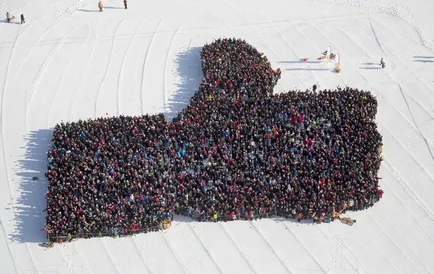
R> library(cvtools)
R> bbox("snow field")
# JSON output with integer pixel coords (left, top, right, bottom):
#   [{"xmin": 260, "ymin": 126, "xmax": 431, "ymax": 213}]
[{"xmin": 1, "ymin": 0, "xmax": 434, "ymax": 273}]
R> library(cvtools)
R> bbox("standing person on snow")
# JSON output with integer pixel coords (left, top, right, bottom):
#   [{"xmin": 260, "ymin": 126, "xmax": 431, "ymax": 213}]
[
  {"xmin": 123, "ymin": 0, "xmax": 128, "ymax": 9},
  {"xmin": 6, "ymin": 12, "xmax": 11, "ymax": 23},
  {"xmin": 98, "ymin": 1, "xmax": 103, "ymax": 12},
  {"xmin": 20, "ymin": 14, "xmax": 25, "ymax": 24},
  {"xmin": 380, "ymin": 58, "xmax": 385, "ymax": 68}
]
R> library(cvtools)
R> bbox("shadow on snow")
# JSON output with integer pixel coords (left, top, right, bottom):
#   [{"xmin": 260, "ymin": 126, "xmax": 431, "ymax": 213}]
[
  {"xmin": 10, "ymin": 129, "xmax": 53, "ymax": 243},
  {"xmin": 164, "ymin": 46, "xmax": 202, "ymax": 121},
  {"xmin": 77, "ymin": 7, "xmax": 126, "ymax": 12},
  {"xmin": 76, "ymin": 9, "xmax": 99, "ymax": 13},
  {"xmin": 278, "ymin": 60, "xmax": 322, "ymax": 64},
  {"xmin": 0, "ymin": 19, "xmax": 21, "ymax": 24},
  {"xmin": 359, "ymin": 67, "xmax": 383, "ymax": 70},
  {"xmin": 414, "ymin": 60, "xmax": 434, "ymax": 63},
  {"xmin": 285, "ymin": 68, "xmax": 331, "ymax": 71}
]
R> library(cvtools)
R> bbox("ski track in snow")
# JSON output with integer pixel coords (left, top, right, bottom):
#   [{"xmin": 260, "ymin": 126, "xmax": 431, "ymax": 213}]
[
  {"xmin": 140, "ymin": 20, "xmax": 163, "ymax": 115},
  {"xmin": 320, "ymin": 229, "xmax": 364, "ymax": 274},
  {"xmin": 8, "ymin": 15, "xmax": 66, "ymax": 86},
  {"xmin": 94, "ymin": 17, "xmax": 126, "ymax": 118},
  {"xmin": 69, "ymin": 20, "xmax": 100, "ymax": 122},
  {"xmin": 72, "ymin": 241, "xmax": 93, "ymax": 274},
  {"xmin": 380, "ymin": 158, "xmax": 434, "ymax": 241},
  {"xmin": 24, "ymin": 242, "xmax": 39, "ymax": 274},
  {"xmin": 130, "ymin": 236, "xmax": 153, "ymax": 273},
  {"xmin": 219, "ymin": 222, "xmax": 258, "ymax": 273},
  {"xmin": 0, "ymin": 26, "xmax": 19, "ymax": 212},
  {"xmin": 282, "ymin": 222, "xmax": 328, "ymax": 273},
  {"xmin": 367, "ymin": 106, "xmax": 433, "ymax": 272},
  {"xmin": 58, "ymin": 244, "xmax": 71, "ymax": 273},
  {"xmin": 249, "ymin": 221, "xmax": 293, "ymax": 273},
  {"xmin": 367, "ymin": 208, "xmax": 423, "ymax": 273},
  {"xmin": 0, "ymin": 219, "xmax": 17, "ymax": 273},
  {"xmin": 47, "ymin": 22, "xmax": 92, "ymax": 127},
  {"xmin": 381, "ymin": 122, "xmax": 434, "ymax": 219},
  {"xmin": 117, "ymin": 16, "xmax": 147, "ymax": 116},
  {"xmin": 101, "ymin": 238, "xmax": 121, "ymax": 273},
  {"xmin": 160, "ymin": 231, "xmax": 188, "ymax": 273},
  {"xmin": 368, "ymin": 17, "xmax": 386, "ymax": 55},
  {"xmin": 1, "ymin": 0, "xmax": 434, "ymax": 273},
  {"xmin": 27, "ymin": 22, "xmax": 86, "ymax": 124},
  {"xmin": 377, "ymin": 107, "xmax": 434, "ymax": 237},
  {"xmin": 186, "ymin": 224, "xmax": 223, "ymax": 273},
  {"xmin": 396, "ymin": 83, "xmax": 434, "ymax": 160}
]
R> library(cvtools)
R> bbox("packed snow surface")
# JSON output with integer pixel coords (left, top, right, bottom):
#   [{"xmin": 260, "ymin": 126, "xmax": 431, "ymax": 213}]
[{"xmin": 1, "ymin": 0, "xmax": 434, "ymax": 273}]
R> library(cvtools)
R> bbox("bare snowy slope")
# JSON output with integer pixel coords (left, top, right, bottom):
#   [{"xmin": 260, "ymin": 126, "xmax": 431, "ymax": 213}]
[{"xmin": 1, "ymin": 0, "xmax": 434, "ymax": 273}]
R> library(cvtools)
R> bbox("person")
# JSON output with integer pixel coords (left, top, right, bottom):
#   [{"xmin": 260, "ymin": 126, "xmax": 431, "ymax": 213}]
[
  {"xmin": 312, "ymin": 84, "xmax": 317, "ymax": 92},
  {"xmin": 6, "ymin": 12, "xmax": 11, "ymax": 23},
  {"xmin": 275, "ymin": 68, "xmax": 281, "ymax": 79},
  {"xmin": 98, "ymin": 1, "xmax": 103, "ymax": 12},
  {"xmin": 124, "ymin": 0, "xmax": 127, "ymax": 9},
  {"xmin": 320, "ymin": 50, "xmax": 334, "ymax": 60},
  {"xmin": 20, "ymin": 14, "xmax": 25, "ymax": 24},
  {"xmin": 380, "ymin": 58, "xmax": 385, "ymax": 68}
]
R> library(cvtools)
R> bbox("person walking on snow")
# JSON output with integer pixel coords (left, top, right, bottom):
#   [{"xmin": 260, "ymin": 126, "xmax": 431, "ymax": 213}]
[
  {"xmin": 380, "ymin": 57, "xmax": 385, "ymax": 68},
  {"xmin": 6, "ymin": 12, "xmax": 11, "ymax": 23},
  {"xmin": 98, "ymin": 1, "xmax": 103, "ymax": 12},
  {"xmin": 20, "ymin": 14, "xmax": 25, "ymax": 24},
  {"xmin": 124, "ymin": 0, "xmax": 127, "ymax": 9}
]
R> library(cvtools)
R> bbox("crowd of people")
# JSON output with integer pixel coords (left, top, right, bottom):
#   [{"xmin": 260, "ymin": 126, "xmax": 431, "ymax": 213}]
[{"xmin": 44, "ymin": 38, "xmax": 383, "ymax": 240}]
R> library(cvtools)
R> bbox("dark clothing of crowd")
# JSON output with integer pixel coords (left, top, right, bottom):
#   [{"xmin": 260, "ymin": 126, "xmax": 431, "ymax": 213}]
[{"xmin": 45, "ymin": 38, "xmax": 383, "ymax": 239}]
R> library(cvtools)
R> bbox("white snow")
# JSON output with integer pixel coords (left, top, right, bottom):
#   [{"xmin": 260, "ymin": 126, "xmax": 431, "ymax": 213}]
[{"xmin": 1, "ymin": 0, "xmax": 434, "ymax": 273}]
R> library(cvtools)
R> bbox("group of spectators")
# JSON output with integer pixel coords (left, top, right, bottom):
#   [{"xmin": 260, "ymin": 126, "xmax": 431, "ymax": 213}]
[{"xmin": 44, "ymin": 38, "xmax": 383, "ymax": 240}]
